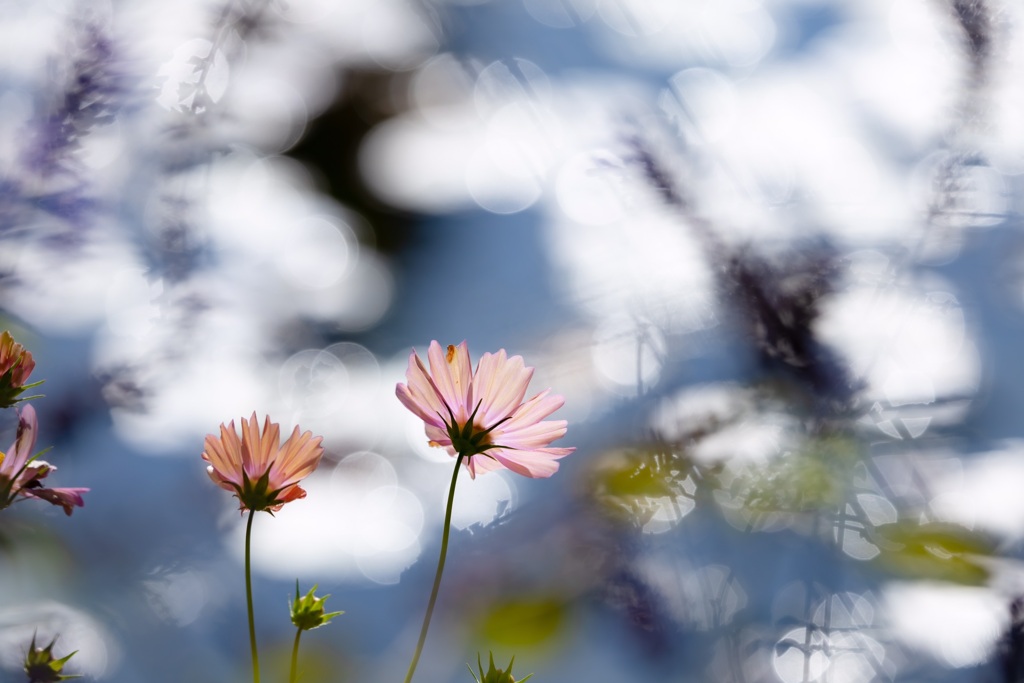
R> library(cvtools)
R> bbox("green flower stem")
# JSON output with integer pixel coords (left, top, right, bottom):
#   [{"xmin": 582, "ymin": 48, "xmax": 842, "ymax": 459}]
[
  {"xmin": 402, "ymin": 452, "xmax": 465, "ymax": 683},
  {"xmin": 289, "ymin": 628, "xmax": 302, "ymax": 683},
  {"xmin": 245, "ymin": 508, "xmax": 261, "ymax": 683}
]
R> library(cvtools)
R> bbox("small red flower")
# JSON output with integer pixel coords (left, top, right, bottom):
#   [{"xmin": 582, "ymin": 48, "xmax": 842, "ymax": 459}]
[
  {"xmin": 202, "ymin": 413, "xmax": 324, "ymax": 512},
  {"xmin": 0, "ymin": 331, "xmax": 41, "ymax": 409}
]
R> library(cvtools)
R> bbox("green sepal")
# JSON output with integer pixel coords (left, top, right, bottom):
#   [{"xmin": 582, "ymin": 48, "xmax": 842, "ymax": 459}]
[
  {"xmin": 0, "ymin": 374, "xmax": 43, "ymax": 410},
  {"xmin": 237, "ymin": 466, "xmax": 290, "ymax": 513},
  {"xmin": 440, "ymin": 400, "xmax": 515, "ymax": 460}
]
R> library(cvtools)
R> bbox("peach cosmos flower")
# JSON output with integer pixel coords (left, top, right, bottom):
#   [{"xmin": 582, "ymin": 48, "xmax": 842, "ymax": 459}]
[
  {"xmin": 0, "ymin": 404, "xmax": 88, "ymax": 516},
  {"xmin": 202, "ymin": 413, "xmax": 324, "ymax": 512},
  {"xmin": 396, "ymin": 341, "xmax": 574, "ymax": 478}
]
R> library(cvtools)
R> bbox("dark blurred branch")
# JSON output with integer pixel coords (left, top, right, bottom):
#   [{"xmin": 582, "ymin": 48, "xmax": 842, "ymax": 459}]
[
  {"xmin": 622, "ymin": 132, "xmax": 860, "ymax": 417},
  {"xmin": 948, "ymin": 0, "xmax": 991, "ymax": 83},
  {"xmin": 1001, "ymin": 597, "xmax": 1024, "ymax": 683}
]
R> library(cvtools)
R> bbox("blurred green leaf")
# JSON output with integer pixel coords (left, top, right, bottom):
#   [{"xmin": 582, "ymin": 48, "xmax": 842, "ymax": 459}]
[
  {"xmin": 871, "ymin": 521, "xmax": 996, "ymax": 585},
  {"xmin": 265, "ymin": 638, "xmax": 351, "ymax": 682},
  {"xmin": 475, "ymin": 597, "xmax": 568, "ymax": 650},
  {"xmin": 602, "ymin": 452, "xmax": 680, "ymax": 499}
]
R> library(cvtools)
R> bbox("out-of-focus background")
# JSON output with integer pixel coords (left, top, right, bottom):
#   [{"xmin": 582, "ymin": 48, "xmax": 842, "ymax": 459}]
[{"xmin": 2, "ymin": 0, "xmax": 1024, "ymax": 681}]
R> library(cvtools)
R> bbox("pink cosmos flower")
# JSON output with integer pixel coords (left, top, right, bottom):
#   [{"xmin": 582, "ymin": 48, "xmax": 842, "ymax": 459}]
[
  {"xmin": 202, "ymin": 413, "xmax": 325, "ymax": 512},
  {"xmin": 396, "ymin": 341, "xmax": 574, "ymax": 478},
  {"xmin": 0, "ymin": 404, "xmax": 88, "ymax": 516}
]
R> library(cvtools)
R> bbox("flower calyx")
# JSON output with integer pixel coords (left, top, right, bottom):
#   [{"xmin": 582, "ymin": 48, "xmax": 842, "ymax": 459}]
[
  {"xmin": 231, "ymin": 467, "xmax": 293, "ymax": 514},
  {"xmin": 440, "ymin": 400, "xmax": 512, "ymax": 460}
]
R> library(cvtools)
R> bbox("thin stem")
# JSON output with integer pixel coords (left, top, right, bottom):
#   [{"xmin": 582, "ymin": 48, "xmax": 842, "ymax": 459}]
[
  {"xmin": 245, "ymin": 508, "xmax": 261, "ymax": 683},
  {"xmin": 289, "ymin": 628, "xmax": 302, "ymax": 683},
  {"xmin": 402, "ymin": 453, "xmax": 465, "ymax": 683}
]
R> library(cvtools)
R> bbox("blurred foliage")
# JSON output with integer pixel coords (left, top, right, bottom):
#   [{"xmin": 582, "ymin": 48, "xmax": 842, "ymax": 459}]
[
  {"xmin": 0, "ymin": 520, "xmax": 79, "ymax": 588},
  {"xmin": 471, "ymin": 596, "xmax": 571, "ymax": 652},
  {"xmin": 871, "ymin": 521, "xmax": 996, "ymax": 586},
  {"xmin": 588, "ymin": 425, "xmax": 866, "ymax": 528},
  {"xmin": 589, "ymin": 446, "xmax": 699, "ymax": 527},
  {"xmin": 733, "ymin": 434, "xmax": 861, "ymax": 515},
  {"xmin": 264, "ymin": 638, "xmax": 351, "ymax": 683}
]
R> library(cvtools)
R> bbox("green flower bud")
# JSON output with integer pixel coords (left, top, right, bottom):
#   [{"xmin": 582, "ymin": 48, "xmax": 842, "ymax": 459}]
[
  {"xmin": 23, "ymin": 634, "xmax": 80, "ymax": 682},
  {"xmin": 290, "ymin": 582, "xmax": 343, "ymax": 632},
  {"xmin": 468, "ymin": 653, "xmax": 533, "ymax": 683}
]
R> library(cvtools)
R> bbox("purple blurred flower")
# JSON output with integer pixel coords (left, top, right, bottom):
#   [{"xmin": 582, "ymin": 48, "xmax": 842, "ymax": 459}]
[{"xmin": 0, "ymin": 405, "xmax": 88, "ymax": 516}]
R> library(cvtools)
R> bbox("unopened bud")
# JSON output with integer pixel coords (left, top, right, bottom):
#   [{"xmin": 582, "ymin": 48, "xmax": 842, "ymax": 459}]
[
  {"xmin": 23, "ymin": 634, "xmax": 80, "ymax": 682},
  {"xmin": 290, "ymin": 582, "xmax": 343, "ymax": 632},
  {"xmin": 468, "ymin": 653, "xmax": 533, "ymax": 683}
]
